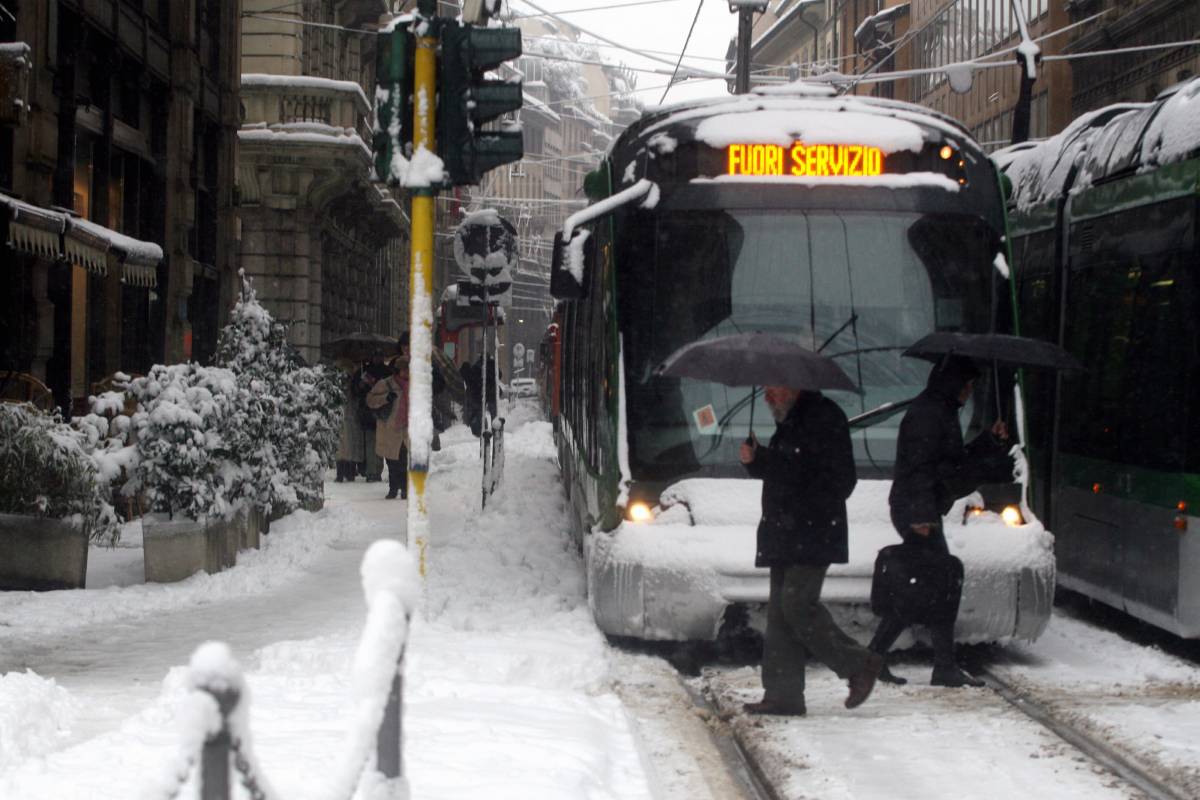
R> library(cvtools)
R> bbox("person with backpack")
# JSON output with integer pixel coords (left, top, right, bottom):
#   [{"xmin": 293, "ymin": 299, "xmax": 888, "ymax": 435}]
[
  {"xmin": 867, "ymin": 356, "xmax": 1013, "ymax": 687},
  {"xmin": 739, "ymin": 385, "xmax": 882, "ymax": 715},
  {"xmin": 367, "ymin": 335, "xmax": 410, "ymax": 500}
]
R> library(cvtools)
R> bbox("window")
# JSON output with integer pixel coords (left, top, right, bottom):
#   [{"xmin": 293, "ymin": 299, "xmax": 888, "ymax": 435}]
[{"xmin": 1060, "ymin": 200, "xmax": 1199, "ymax": 471}]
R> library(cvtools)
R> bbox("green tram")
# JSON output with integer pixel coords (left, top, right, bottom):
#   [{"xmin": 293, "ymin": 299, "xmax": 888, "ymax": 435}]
[
  {"xmin": 999, "ymin": 78, "xmax": 1200, "ymax": 637},
  {"xmin": 547, "ymin": 86, "xmax": 1054, "ymax": 644}
]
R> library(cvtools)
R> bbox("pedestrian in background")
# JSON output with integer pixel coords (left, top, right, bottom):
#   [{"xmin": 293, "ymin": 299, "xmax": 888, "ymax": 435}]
[
  {"xmin": 367, "ymin": 334, "xmax": 410, "ymax": 500},
  {"xmin": 740, "ymin": 384, "xmax": 882, "ymax": 715},
  {"xmin": 334, "ymin": 361, "xmax": 364, "ymax": 482},
  {"xmin": 867, "ymin": 356, "xmax": 1012, "ymax": 688},
  {"xmin": 358, "ymin": 360, "xmax": 390, "ymax": 482}
]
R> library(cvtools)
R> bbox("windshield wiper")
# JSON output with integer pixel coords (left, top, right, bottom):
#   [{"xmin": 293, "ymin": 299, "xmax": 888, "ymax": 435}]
[
  {"xmin": 848, "ymin": 398, "xmax": 915, "ymax": 430},
  {"xmin": 817, "ymin": 313, "xmax": 858, "ymax": 354}
]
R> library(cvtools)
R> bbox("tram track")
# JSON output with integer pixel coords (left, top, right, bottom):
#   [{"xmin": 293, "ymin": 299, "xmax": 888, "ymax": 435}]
[
  {"xmin": 979, "ymin": 666, "xmax": 1195, "ymax": 800},
  {"xmin": 690, "ymin": 657, "xmax": 1196, "ymax": 800}
]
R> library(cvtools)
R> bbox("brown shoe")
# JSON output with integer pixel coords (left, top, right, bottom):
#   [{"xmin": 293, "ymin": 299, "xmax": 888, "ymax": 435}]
[
  {"xmin": 743, "ymin": 698, "xmax": 806, "ymax": 716},
  {"xmin": 845, "ymin": 652, "xmax": 883, "ymax": 709}
]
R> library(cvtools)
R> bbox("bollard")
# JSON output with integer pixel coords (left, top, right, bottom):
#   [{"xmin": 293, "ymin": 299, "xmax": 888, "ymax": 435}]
[
  {"xmin": 376, "ymin": 658, "xmax": 404, "ymax": 779},
  {"xmin": 199, "ymin": 687, "xmax": 240, "ymax": 800}
]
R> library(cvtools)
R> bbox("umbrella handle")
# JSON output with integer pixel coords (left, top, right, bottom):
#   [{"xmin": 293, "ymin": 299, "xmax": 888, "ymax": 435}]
[{"xmin": 746, "ymin": 386, "xmax": 756, "ymax": 444}]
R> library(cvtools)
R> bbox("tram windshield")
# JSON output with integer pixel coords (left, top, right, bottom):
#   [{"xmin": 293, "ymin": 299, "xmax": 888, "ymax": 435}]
[{"xmin": 619, "ymin": 208, "xmax": 997, "ymax": 480}]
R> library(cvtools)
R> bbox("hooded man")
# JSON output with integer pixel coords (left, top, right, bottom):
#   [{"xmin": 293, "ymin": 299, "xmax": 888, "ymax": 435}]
[
  {"xmin": 740, "ymin": 385, "xmax": 882, "ymax": 715},
  {"xmin": 868, "ymin": 356, "xmax": 1013, "ymax": 687}
]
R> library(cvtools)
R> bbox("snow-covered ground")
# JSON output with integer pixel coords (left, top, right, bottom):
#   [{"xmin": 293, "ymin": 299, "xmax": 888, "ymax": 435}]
[{"xmin": 2, "ymin": 403, "xmax": 1198, "ymax": 799}]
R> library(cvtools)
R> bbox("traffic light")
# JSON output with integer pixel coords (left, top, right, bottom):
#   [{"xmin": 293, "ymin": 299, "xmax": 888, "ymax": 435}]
[
  {"xmin": 373, "ymin": 25, "xmax": 414, "ymax": 185},
  {"xmin": 437, "ymin": 21, "xmax": 524, "ymax": 186}
]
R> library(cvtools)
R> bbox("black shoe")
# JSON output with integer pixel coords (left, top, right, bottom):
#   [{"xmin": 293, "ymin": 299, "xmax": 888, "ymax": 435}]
[
  {"xmin": 879, "ymin": 664, "xmax": 908, "ymax": 686},
  {"xmin": 335, "ymin": 476, "xmax": 345, "ymax": 483},
  {"xmin": 385, "ymin": 490, "xmax": 398, "ymax": 499},
  {"xmin": 845, "ymin": 652, "xmax": 883, "ymax": 709},
  {"xmin": 743, "ymin": 698, "xmax": 806, "ymax": 716},
  {"xmin": 400, "ymin": 492, "xmax": 407, "ymax": 500},
  {"xmin": 931, "ymin": 665, "xmax": 985, "ymax": 688}
]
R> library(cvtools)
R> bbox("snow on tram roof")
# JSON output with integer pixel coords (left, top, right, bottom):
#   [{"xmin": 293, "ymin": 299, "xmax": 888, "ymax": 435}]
[
  {"xmin": 1000, "ymin": 76, "xmax": 1200, "ymax": 210},
  {"xmin": 625, "ymin": 85, "xmax": 980, "ymax": 158}
]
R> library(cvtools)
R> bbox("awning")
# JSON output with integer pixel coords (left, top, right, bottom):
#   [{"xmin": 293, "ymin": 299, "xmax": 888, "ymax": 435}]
[
  {"xmin": 1, "ymin": 193, "xmax": 65, "ymax": 259},
  {"xmin": 2, "ymin": 192, "xmax": 162, "ymax": 286},
  {"xmin": 64, "ymin": 221, "xmax": 109, "ymax": 275}
]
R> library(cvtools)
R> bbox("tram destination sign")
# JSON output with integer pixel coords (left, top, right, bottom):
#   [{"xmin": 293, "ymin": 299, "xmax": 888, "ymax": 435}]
[{"xmin": 725, "ymin": 142, "xmax": 885, "ymax": 178}]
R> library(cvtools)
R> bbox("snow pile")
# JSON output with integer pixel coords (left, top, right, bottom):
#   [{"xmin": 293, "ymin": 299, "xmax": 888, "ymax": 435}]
[
  {"xmin": 0, "ymin": 505, "xmax": 353, "ymax": 635},
  {"xmin": 0, "ymin": 671, "xmax": 80, "ymax": 771},
  {"xmin": 694, "ymin": 108, "xmax": 926, "ymax": 153},
  {"xmin": 1142, "ymin": 76, "xmax": 1200, "ymax": 166}
]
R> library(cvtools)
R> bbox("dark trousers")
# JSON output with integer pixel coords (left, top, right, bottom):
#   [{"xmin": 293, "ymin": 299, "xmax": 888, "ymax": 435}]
[
  {"xmin": 868, "ymin": 521, "xmax": 958, "ymax": 668},
  {"xmin": 762, "ymin": 563, "xmax": 874, "ymax": 707},
  {"xmin": 386, "ymin": 446, "xmax": 408, "ymax": 497}
]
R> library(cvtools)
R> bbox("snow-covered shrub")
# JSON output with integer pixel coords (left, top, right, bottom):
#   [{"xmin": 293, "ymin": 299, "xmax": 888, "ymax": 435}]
[
  {"xmin": 215, "ymin": 280, "xmax": 296, "ymax": 516},
  {"xmin": 0, "ymin": 403, "xmax": 122, "ymax": 544},
  {"xmin": 282, "ymin": 363, "xmax": 344, "ymax": 509},
  {"xmin": 123, "ymin": 363, "xmax": 246, "ymax": 521},
  {"xmin": 215, "ymin": 274, "xmax": 343, "ymax": 515}
]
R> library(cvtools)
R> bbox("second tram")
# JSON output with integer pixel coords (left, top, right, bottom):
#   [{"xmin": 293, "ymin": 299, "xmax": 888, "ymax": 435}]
[
  {"xmin": 548, "ymin": 86, "xmax": 1054, "ymax": 644},
  {"xmin": 999, "ymin": 78, "xmax": 1200, "ymax": 637}
]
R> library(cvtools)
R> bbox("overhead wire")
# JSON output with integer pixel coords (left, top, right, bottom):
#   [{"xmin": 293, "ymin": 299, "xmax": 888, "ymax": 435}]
[{"xmin": 660, "ymin": 0, "xmax": 706, "ymax": 104}]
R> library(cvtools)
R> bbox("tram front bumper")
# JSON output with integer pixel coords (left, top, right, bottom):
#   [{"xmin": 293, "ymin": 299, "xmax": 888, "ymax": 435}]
[{"xmin": 585, "ymin": 520, "xmax": 1055, "ymax": 644}]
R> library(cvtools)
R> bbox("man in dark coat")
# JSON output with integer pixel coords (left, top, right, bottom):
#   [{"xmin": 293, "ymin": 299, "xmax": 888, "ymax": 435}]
[
  {"xmin": 868, "ymin": 356, "xmax": 1012, "ymax": 688},
  {"xmin": 740, "ymin": 385, "xmax": 882, "ymax": 715}
]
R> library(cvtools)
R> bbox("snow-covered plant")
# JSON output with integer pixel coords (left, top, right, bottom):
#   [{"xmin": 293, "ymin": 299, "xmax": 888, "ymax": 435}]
[
  {"xmin": 0, "ymin": 403, "xmax": 122, "ymax": 544},
  {"xmin": 215, "ymin": 274, "xmax": 343, "ymax": 515},
  {"xmin": 124, "ymin": 363, "xmax": 245, "ymax": 521},
  {"xmin": 281, "ymin": 364, "xmax": 344, "ymax": 510},
  {"xmin": 215, "ymin": 278, "xmax": 296, "ymax": 516}
]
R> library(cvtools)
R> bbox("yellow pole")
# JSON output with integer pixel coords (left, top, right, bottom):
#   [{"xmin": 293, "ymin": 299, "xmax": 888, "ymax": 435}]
[{"xmin": 407, "ymin": 19, "xmax": 437, "ymax": 578}]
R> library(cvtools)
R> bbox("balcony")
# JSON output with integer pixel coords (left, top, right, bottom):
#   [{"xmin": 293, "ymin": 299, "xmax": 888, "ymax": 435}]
[{"xmin": 239, "ymin": 74, "xmax": 375, "ymax": 167}]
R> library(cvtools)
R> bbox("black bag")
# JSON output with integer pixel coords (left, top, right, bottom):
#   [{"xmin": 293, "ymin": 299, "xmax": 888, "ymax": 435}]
[{"xmin": 870, "ymin": 543, "xmax": 963, "ymax": 625}]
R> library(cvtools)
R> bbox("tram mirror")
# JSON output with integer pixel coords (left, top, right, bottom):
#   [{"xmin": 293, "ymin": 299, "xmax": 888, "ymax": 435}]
[
  {"xmin": 550, "ymin": 230, "xmax": 592, "ymax": 300},
  {"xmin": 583, "ymin": 169, "xmax": 608, "ymax": 201}
]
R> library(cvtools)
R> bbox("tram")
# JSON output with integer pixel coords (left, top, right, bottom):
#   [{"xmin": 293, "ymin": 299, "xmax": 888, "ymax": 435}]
[
  {"xmin": 547, "ymin": 85, "xmax": 1054, "ymax": 645},
  {"xmin": 999, "ymin": 78, "xmax": 1200, "ymax": 637}
]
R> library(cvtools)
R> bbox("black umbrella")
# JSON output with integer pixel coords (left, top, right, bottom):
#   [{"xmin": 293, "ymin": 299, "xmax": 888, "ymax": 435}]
[
  {"xmin": 902, "ymin": 332, "xmax": 1083, "ymax": 372},
  {"xmin": 323, "ymin": 332, "xmax": 399, "ymax": 362},
  {"xmin": 656, "ymin": 332, "xmax": 861, "ymax": 438}
]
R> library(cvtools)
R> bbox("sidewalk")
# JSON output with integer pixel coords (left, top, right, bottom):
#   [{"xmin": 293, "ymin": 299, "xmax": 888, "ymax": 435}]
[{"xmin": 0, "ymin": 406, "xmax": 657, "ymax": 799}]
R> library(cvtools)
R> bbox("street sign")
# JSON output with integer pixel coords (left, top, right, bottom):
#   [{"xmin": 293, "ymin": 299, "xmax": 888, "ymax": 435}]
[{"xmin": 454, "ymin": 210, "xmax": 516, "ymax": 307}]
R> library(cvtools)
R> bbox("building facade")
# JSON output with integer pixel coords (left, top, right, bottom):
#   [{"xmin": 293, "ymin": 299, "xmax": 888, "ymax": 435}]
[
  {"xmin": 238, "ymin": 0, "xmax": 408, "ymax": 366},
  {"xmin": 1064, "ymin": 0, "xmax": 1199, "ymax": 114},
  {"xmin": 0, "ymin": 0, "xmax": 239, "ymax": 415}
]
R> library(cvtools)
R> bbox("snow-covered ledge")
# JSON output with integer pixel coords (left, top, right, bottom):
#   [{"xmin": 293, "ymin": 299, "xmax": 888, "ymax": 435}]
[{"xmin": 240, "ymin": 73, "xmax": 374, "ymax": 153}]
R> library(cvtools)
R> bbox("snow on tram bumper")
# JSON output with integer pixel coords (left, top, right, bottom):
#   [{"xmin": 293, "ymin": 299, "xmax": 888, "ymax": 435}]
[{"xmin": 585, "ymin": 479, "xmax": 1055, "ymax": 643}]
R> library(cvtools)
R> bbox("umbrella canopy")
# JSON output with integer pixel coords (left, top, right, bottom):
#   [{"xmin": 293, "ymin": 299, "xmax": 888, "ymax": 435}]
[
  {"xmin": 902, "ymin": 332, "xmax": 1083, "ymax": 371},
  {"xmin": 323, "ymin": 332, "xmax": 399, "ymax": 362},
  {"xmin": 655, "ymin": 332, "xmax": 861, "ymax": 393}
]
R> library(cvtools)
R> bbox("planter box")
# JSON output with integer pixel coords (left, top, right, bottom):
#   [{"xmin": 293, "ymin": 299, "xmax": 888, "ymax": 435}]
[
  {"xmin": 242, "ymin": 506, "xmax": 265, "ymax": 551},
  {"xmin": 0, "ymin": 513, "xmax": 89, "ymax": 590},
  {"xmin": 143, "ymin": 509, "xmax": 244, "ymax": 583}
]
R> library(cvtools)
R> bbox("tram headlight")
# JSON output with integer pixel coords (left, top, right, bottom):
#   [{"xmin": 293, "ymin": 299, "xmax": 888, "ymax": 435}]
[
  {"xmin": 1001, "ymin": 505, "xmax": 1024, "ymax": 527},
  {"xmin": 627, "ymin": 501, "xmax": 654, "ymax": 523}
]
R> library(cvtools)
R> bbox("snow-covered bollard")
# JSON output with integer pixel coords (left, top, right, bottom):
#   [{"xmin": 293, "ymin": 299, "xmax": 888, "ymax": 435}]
[
  {"xmin": 164, "ymin": 641, "xmax": 277, "ymax": 800},
  {"xmin": 327, "ymin": 540, "xmax": 420, "ymax": 800}
]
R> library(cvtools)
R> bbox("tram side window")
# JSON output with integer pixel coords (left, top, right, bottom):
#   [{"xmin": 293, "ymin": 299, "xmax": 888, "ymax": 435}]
[{"xmin": 1060, "ymin": 249, "xmax": 1195, "ymax": 472}]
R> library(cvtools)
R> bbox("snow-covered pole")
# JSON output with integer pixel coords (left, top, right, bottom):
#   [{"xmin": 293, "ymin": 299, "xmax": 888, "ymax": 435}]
[
  {"xmin": 1009, "ymin": 0, "xmax": 1041, "ymax": 145},
  {"xmin": 406, "ymin": 0, "xmax": 438, "ymax": 578}
]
